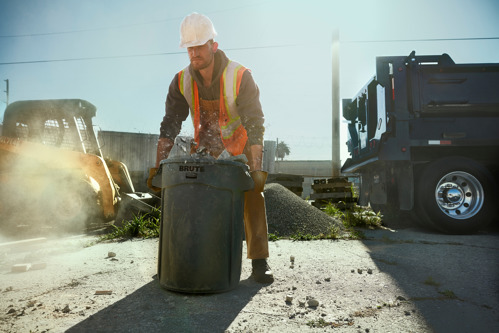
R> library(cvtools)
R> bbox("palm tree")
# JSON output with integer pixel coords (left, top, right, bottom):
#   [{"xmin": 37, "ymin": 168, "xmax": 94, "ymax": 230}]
[{"xmin": 276, "ymin": 141, "xmax": 290, "ymax": 161}]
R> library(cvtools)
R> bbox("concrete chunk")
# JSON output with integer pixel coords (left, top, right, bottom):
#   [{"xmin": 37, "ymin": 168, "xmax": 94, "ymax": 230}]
[{"xmin": 11, "ymin": 264, "xmax": 31, "ymax": 273}]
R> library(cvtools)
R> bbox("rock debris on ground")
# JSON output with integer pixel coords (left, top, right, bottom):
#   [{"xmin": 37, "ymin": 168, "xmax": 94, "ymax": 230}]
[{"xmin": 264, "ymin": 183, "xmax": 344, "ymax": 237}]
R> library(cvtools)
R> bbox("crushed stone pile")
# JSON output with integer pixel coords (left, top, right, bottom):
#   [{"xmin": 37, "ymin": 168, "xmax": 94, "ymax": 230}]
[{"xmin": 263, "ymin": 183, "xmax": 344, "ymax": 237}]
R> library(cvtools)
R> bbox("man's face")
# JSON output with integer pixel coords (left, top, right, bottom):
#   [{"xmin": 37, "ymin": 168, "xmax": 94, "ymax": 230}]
[{"xmin": 187, "ymin": 40, "xmax": 218, "ymax": 71}]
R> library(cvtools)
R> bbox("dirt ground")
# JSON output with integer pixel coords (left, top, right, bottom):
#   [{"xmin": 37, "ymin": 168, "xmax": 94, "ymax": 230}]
[{"xmin": 0, "ymin": 226, "xmax": 498, "ymax": 333}]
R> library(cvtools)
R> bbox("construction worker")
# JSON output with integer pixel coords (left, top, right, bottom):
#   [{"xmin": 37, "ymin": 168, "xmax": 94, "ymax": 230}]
[{"xmin": 148, "ymin": 12, "xmax": 273, "ymax": 284}]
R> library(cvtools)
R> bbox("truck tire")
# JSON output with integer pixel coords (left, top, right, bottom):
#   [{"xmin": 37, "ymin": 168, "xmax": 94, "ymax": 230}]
[{"xmin": 415, "ymin": 157, "xmax": 495, "ymax": 234}]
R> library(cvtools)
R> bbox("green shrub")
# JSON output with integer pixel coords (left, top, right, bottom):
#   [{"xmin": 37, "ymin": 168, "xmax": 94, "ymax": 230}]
[
  {"xmin": 100, "ymin": 209, "xmax": 161, "ymax": 241},
  {"xmin": 324, "ymin": 202, "xmax": 382, "ymax": 230},
  {"xmin": 268, "ymin": 233, "xmax": 280, "ymax": 241}
]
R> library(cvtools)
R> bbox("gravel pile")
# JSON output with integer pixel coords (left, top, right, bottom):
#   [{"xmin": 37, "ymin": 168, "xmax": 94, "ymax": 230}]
[{"xmin": 264, "ymin": 183, "xmax": 344, "ymax": 237}]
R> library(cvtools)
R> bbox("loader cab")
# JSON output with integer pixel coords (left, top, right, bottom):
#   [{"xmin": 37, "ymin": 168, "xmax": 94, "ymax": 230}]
[{"xmin": 2, "ymin": 99, "xmax": 102, "ymax": 155}]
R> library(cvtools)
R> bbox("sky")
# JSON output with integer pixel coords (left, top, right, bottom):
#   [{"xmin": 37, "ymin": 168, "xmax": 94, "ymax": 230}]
[{"xmin": 0, "ymin": 0, "xmax": 498, "ymax": 162}]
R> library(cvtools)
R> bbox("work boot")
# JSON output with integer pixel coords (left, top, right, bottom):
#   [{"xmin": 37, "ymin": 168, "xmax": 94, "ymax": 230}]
[{"xmin": 251, "ymin": 259, "xmax": 274, "ymax": 284}]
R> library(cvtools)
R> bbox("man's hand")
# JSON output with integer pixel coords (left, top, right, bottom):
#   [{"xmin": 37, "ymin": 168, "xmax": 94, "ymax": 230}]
[
  {"xmin": 147, "ymin": 167, "xmax": 161, "ymax": 192},
  {"xmin": 155, "ymin": 137, "xmax": 175, "ymax": 168}
]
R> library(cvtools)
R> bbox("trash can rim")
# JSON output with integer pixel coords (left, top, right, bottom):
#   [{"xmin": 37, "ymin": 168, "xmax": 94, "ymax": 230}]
[{"xmin": 161, "ymin": 156, "xmax": 248, "ymax": 168}]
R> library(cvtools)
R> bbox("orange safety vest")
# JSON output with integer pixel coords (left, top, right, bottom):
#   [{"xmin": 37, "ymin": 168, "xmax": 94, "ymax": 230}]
[{"xmin": 178, "ymin": 60, "xmax": 249, "ymax": 156}]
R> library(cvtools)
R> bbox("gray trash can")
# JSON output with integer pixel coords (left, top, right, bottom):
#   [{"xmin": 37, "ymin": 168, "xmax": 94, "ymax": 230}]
[{"xmin": 157, "ymin": 156, "xmax": 253, "ymax": 293}]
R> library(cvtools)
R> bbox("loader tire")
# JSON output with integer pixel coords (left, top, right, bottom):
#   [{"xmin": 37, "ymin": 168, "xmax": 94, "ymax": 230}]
[{"xmin": 50, "ymin": 181, "xmax": 100, "ymax": 233}]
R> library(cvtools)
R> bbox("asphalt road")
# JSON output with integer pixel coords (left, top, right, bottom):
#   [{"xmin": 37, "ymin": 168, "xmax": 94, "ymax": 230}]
[{"xmin": 0, "ymin": 225, "xmax": 498, "ymax": 332}]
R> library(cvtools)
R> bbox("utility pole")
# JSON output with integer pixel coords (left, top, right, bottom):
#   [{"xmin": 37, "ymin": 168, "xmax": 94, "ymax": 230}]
[
  {"xmin": 4, "ymin": 79, "xmax": 9, "ymax": 106},
  {"xmin": 310, "ymin": 30, "xmax": 354, "ymax": 208},
  {"xmin": 275, "ymin": 137, "xmax": 279, "ymax": 173},
  {"xmin": 331, "ymin": 30, "xmax": 340, "ymax": 177}
]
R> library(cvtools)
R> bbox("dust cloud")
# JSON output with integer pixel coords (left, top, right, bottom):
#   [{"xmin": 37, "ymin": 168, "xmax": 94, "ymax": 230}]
[{"xmin": 0, "ymin": 140, "xmax": 97, "ymax": 242}]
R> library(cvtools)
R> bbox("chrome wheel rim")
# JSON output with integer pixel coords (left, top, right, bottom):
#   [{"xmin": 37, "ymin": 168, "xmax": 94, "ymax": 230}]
[{"xmin": 434, "ymin": 171, "xmax": 484, "ymax": 220}]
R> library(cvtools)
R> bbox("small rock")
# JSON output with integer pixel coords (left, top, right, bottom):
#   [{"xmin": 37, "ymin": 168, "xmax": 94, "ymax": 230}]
[
  {"xmin": 367, "ymin": 268, "xmax": 373, "ymax": 274},
  {"xmin": 11, "ymin": 264, "xmax": 31, "ymax": 273},
  {"xmin": 107, "ymin": 252, "xmax": 116, "ymax": 258},
  {"xmin": 404, "ymin": 311, "xmax": 411, "ymax": 316},
  {"xmin": 62, "ymin": 305, "xmax": 70, "ymax": 313},
  {"xmin": 290, "ymin": 256, "xmax": 295, "ymax": 262},
  {"xmin": 396, "ymin": 295, "xmax": 407, "ymax": 301},
  {"xmin": 325, "ymin": 277, "xmax": 331, "ymax": 282},
  {"xmin": 285, "ymin": 295, "xmax": 293, "ymax": 303},
  {"xmin": 7, "ymin": 308, "xmax": 16, "ymax": 314},
  {"xmin": 307, "ymin": 298, "xmax": 319, "ymax": 308},
  {"xmin": 357, "ymin": 268, "xmax": 363, "ymax": 274}
]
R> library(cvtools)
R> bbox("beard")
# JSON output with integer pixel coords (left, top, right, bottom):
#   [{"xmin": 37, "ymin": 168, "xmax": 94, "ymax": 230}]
[{"xmin": 190, "ymin": 54, "xmax": 214, "ymax": 71}]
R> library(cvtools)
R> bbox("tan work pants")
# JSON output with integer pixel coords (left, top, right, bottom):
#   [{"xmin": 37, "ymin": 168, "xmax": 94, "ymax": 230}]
[{"xmin": 243, "ymin": 146, "xmax": 270, "ymax": 260}]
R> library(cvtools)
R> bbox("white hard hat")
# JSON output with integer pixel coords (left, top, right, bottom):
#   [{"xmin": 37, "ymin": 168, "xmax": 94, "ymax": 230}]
[{"xmin": 179, "ymin": 13, "xmax": 217, "ymax": 48}]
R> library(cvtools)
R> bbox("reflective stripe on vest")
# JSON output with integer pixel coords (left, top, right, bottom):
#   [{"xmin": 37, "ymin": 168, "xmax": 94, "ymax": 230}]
[
  {"xmin": 177, "ymin": 68, "xmax": 199, "ymax": 126},
  {"xmin": 178, "ymin": 60, "xmax": 248, "ymax": 155},
  {"xmin": 220, "ymin": 61, "xmax": 244, "ymax": 140}
]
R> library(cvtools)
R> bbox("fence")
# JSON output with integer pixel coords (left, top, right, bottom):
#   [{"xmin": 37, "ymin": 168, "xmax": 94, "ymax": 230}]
[{"xmin": 98, "ymin": 130, "xmax": 158, "ymax": 192}]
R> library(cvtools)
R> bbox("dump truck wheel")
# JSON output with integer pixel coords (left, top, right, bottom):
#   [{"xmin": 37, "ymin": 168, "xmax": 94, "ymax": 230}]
[{"xmin": 416, "ymin": 157, "xmax": 495, "ymax": 234}]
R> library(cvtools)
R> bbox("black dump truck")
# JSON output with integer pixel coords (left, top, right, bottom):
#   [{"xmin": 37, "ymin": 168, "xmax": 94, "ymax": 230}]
[{"xmin": 341, "ymin": 51, "xmax": 499, "ymax": 234}]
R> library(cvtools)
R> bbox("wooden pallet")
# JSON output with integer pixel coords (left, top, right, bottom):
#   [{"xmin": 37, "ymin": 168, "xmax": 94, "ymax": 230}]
[
  {"xmin": 310, "ymin": 177, "xmax": 356, "ymax": 208},
  {"xmin": 266, "ymin": 173, "xmax": 304, "ymax": 197}
]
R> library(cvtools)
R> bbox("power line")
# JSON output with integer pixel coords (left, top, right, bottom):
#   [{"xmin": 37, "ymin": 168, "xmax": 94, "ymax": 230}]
[
  {"xmin": 0, "ymin": 36, "xmax": 497, "ymax": 66},
  {"xmin": 0, "ymin": 1, "xmax": 272, "ymax": 38},
  {"xmin": 0, "ymin": 44, "xmax": 295, "ymax": 66},
  {"xmin": 0, "ymin": 51, "xmax": 183, "ymax": 65},
  {"xmin": 343, "ymin": 37, "xmax": 499, "ymax": 43},
  {"xmin": 0, "ymin": 17, "xmax": 183, "ymax": 38}
]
